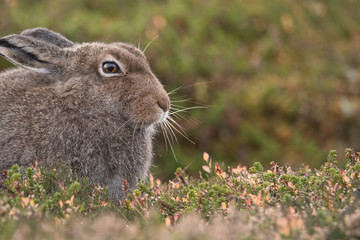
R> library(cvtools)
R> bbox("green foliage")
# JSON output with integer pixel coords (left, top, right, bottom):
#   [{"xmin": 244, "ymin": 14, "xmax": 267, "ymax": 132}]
[
  {"xmin": 249, "ymin": 162, "xmax": 264, "ymax": 173},
  {"xmin": 1, "ymin": 1, "xmax": 360, "ymax": 177},
  {"xmin": 0, "ymin": 161, "xmax": 112, "ymax": 224},
  {"xmin": 1, "ymin": 149, "xmax": 360, "ymax": 239}
]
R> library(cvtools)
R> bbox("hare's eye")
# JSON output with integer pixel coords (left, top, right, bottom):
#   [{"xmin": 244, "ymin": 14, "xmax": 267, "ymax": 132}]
[{"xmin": 102, "ymin": 62, "xmax": 122, "ymax": 74}]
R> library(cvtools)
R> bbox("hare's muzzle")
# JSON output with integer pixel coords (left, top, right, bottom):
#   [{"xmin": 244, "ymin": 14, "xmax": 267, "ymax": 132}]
[
  {"xmin": 157, "ymin": 97, "xmax": 170, "ymax": 113},
  {"xmin": 155, "ymin": 92, "xmax": 170, "ymax": 123}
]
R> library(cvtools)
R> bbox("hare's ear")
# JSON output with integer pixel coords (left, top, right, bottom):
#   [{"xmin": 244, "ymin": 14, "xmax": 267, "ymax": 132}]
[
  {"xmin": 21, "ymin": 28, "xmax": 74, "ymax": 48},
  {"xmin": 0, "ymin": 34, "xmax": 63, "ymax": 73}
]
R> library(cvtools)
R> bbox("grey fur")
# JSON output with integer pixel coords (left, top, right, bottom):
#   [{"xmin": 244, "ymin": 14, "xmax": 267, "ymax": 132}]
[
  {"xmin": 21, "ymin": 27, "xmax": 74, "ymax": 48},
  {"xmin": 0, "ymin": 28, "xmax": 170, "ymax": 199}
]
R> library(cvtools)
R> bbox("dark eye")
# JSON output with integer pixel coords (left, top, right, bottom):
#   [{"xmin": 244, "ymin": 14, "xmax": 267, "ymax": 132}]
[{"xmin": 102, "ymin": 61, "xmax": 122, "ymax": 74}]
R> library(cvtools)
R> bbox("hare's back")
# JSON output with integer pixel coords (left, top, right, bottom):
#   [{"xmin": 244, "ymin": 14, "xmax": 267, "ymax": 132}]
[{"xmin": 0, "ymin": 68, "xmax": 57, "ymax": 89}]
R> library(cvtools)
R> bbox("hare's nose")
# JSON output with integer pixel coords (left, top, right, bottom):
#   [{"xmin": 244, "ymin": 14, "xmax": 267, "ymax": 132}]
[{"xmin": 157, "ymin": 97, "xmax": 170, "ymax": 112}]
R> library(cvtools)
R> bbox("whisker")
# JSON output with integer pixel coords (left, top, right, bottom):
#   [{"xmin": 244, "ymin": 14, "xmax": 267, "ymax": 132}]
[
  {"xmin": 140, "ymin": 121, "xmax": 145, "ymax": 136},
  {"xmin": 143, "ymin": 35, "xmax": 159, "ymax": 53},
  {"xmin": 161, "ymin": 84, "xmax": 211, "ymax": 160},
  {"xmin": 162, "ymin": 122, "xmax": 174, "ymax": 149},
  {"xmin": 171, "ymin": 111, "xmax": 201, "ymax": 124},
  {"xmin": 162, "ymin": 121, "xmax": 175, "ymax": 145},
  {"xmin": 111, "ymin": 116, "xmax": 135, "ymax": 136},
  {"xmin": 161, "ymin": 121, "xmax": 178, "ymax": 162},
  {"xmin": 183, "ymin": 100, "xmax": 211, "ymax": 108},
  {"xmin": 167, "ymin": 81, "xmax": 211, "ymax": 96},
  {"xmin": 171, "ymin": 111, "xmax": 190, "ymax": 121},
  {"xmin": 138, "ymin": 35, "xmax": 142, "ymax": 49},
  {"xmin": 167, "ymin": 85, "xmax": 183, "ymax": 95},
  {"xmin": 171, "ymin": 104, "xmax": 192, "ymax": 109},
  {"xmin": 171, "ymin": 100, "xmax": 211, "ymax": 108},
  {"xmin": 170, "ymin": 105, "xmax": 208, "ymax": 115},
  {"xmin": 159, "ymin": 123, "xmax": 168, "ymax": 153},
  {"xmin": 163, "ymin": 120, "xmax": 179, "ymax": 145},
  {"xmin": 164, "ymin": 119, "xmax": 185, "ymax": 142},
  {"xmin": 166, "ymin": 118, "xmax": 195, "ymax": 144},
  {"xmin": 170, "ymin": 106, "xmax": 208, "ymax": 115},
  {"xmin": 169, "ymin": 107, "xmax": 204, "ymax": 125},
  {"xmin": 170, "ymin": 98, "xmax": 193, "ymax": 103},
  {"xmin": 167, "ymin": 116, "xmax": 188, "ymax": 134},
  {"xmin": 180, "ymin": 81, "xmax": 212, "ymax": 90},
  {"xmin": 132, "ymin": 122, "xmax": 139, "ymax": 156}
]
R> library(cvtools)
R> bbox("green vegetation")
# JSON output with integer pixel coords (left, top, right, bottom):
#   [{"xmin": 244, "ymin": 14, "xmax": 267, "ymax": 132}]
[
  {"xmin": 1, "ymin": 149, "xmax": 360, "ymax": 239},
  {"xmin": 1, "ymin": 0, "xmax": 360, "ymax": 177}
]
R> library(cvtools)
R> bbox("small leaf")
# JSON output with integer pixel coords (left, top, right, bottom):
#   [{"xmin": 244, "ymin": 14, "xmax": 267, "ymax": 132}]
[
  {"xmin": 203, "ymin": 152, "xmax": 210, "ymax": 163},
  {"xmin": 252, "ymin": 192, "xmax": 261, "ymax": 205},
  {"xmin": 289, "ymin": 206, "xmax": 295, "ymax": 214},
  {"xmin": 174, "ymin": 214, "xmax": 179, "ymax": 223},
  {"xmin": 169, "ymin": 180, "xmax": 180, "ymax": 189},
  {"xmin": 65, "ymin": 195, "xmax": 74, "ymax": 207},
  {"xmin": 202, "ymin": 165, "xmax": 211, "ymax": 173},
  {"xmin": 215, "ymin": 162, "xmax": 226, "ymax": 178},
  {"xmin": 59, "ymin": 200, "xmax": 63, "ymax": 208},
  {"xmin": 250, "ymin": 178, "xmax": 256, "ymax": 185},
  {"xmin": 75, "ymin": 205, "xmax": 81, "ymax": 211},
  {"xmin": 341, "ymin": 169, "xmax": 351, "ymax": 185},
  {"xmin": 21, "ymin": 197, "xmax": 29, "ymax": 208},
  {"xmin": 287, "ymin": 182, "xmax": 295, "ymax": 189},
  {"xmin": 156, "ymin": 179, "xmax": 161, "ymax": 186},
  {"xmin": 9, "ymin": 208, "xmax": 14, "ymax": 216},
  {"xmin": 149, "ymin": 173, "xmax": 154, "ymax": 188},
  {"xmin": 165, "ymin": 217, "xmax": 171, "ymax": 227}
]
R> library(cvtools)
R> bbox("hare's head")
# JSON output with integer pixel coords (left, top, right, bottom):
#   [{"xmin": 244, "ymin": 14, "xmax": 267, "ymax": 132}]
[{"xmin": 0, "ymin": 28, "xmax": 170, "ymax": 127}]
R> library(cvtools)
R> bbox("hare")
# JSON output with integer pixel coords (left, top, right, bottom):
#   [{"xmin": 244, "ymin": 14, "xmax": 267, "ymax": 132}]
[{"xmin": 0, "ymin": 28, "xmax": 170, "ymax": 199}]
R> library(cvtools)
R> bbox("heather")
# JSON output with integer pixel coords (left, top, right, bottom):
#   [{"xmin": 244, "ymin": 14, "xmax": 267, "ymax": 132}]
[
  {"xmin": 1, "ymin": 1, "xmax": 360, "ymax": 175},
  {"xmin": 1, "ymin": 149, "xmax": 360, "ymax": 239}
]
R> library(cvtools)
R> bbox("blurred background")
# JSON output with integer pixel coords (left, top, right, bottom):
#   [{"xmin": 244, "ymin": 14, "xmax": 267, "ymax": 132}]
[{"xmin": 1, "ymin": 0, "xmax": 360, "ymax": 179}]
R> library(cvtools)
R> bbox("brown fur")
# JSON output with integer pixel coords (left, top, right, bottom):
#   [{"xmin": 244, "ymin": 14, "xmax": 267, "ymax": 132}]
[{"xmin": 0, "ymin": 28, "xmax": 170, "ymax": 199}]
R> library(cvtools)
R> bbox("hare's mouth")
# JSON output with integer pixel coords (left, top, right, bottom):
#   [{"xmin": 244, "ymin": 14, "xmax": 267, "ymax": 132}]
[
  {"xmin": 156, "ymin": 111, "xmax": 169, "ymax": 124},
  {"xmin": 128, "ymin": 109, "xmax": 169, "ymax": 130},
  {"xmin": 133, "ymin": 122, "xmax": 152, "ymax": 129}
]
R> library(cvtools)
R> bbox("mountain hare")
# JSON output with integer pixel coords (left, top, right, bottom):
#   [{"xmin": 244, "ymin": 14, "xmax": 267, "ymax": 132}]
[{"xmin": 0, "ymin": 28, "xmax": 170, "ymax": 199}]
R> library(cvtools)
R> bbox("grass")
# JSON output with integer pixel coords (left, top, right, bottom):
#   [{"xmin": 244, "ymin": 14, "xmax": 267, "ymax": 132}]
[
  {"xmin": 1, "ymin": 148, "xmax": 360, "ymax": 239},
  {"xmin": 2, "ymin": 0, "xmax": 360, "ymax": 176}
]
